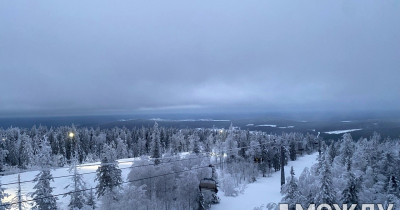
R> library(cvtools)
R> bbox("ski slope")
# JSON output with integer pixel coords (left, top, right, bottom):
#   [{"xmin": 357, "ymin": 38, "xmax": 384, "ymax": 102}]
[
  {"xmin": 1, "ymin": 158, "xmax": 138, "ymax": 209},
  {"xmin": 1, "ymin": 152, "xmax": 317, "ymax": 210},
  {"xmin": 212, "ymin": 153, "xmax": 318, "ymax": 210}
]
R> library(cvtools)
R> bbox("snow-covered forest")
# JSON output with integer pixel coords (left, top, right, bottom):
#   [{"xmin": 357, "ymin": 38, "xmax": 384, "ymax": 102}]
[
  {"xmin": 1, "ymin": 122, "xmax": 399, "ymax": 209},
  {"xmin": 0, "ymin": 123, "xmax": 319, "ymax": 209},
  {"xmin": 281, "ymin": 133, "xmax": 400, "ymax": 209}
]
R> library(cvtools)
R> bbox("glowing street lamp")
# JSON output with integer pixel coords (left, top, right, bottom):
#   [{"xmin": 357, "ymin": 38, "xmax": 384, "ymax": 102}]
[{"xmin": 68, "ymin": 132, "xmax": 75, "ymax": 139}]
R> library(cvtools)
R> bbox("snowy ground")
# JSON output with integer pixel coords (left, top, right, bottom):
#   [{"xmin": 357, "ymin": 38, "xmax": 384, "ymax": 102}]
[
  {"xmin": 256, "ymin": 125, "xmax": 277, "ymax": 128},
  {"xmin": 1, "ymin": 158, "xmax": 139, "ymax": 209},
  {"xmin": 1, "ymin": 153, "xmax": 317, "ymax": 210},
  {"xmin": 212, "ymin": 153, "xmax": 318, "ymax": 210},
  {"xmin": 324, "ymin": 129, "xmax": 362, "ymax": 134}
]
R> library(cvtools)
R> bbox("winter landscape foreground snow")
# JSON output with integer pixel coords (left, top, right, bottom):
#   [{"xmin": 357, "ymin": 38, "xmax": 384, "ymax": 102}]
[
  {"xmin": 1, "ymin": 153, "xmax": 317, "ymax": 210},
  {"xmin": 1, "ymin": 158, "xmax": 136, "ymax": 209},
  {"xmin": 212, "ymin": 153, "xmax": 318, "ymax": 210}
]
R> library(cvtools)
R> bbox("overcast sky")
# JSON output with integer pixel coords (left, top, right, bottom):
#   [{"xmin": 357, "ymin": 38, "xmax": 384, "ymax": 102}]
[{"xmin": 0, "ymin": 0, "xmax": 399, "ymax": 117}]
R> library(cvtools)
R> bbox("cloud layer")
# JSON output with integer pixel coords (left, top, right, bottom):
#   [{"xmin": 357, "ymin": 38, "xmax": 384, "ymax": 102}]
[{"xmin": 0, "ymin": 0, "xmax": 399, "ymax": 116}]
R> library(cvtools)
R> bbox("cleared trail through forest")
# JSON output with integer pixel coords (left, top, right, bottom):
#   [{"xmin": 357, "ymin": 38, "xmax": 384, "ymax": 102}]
[{"xmin": 212, "ymin": 153, "xmax": 318, "ymax": 210}]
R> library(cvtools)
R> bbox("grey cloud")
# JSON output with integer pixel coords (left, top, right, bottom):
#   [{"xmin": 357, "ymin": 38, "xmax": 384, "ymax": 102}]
[{"xmin": 0, "ymin": 0, "xmax": 399, "ymax": 116}]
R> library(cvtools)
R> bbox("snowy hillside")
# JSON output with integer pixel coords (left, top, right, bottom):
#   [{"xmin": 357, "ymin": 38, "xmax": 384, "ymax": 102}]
[
  {"xmin": 1, "ymin": 158, "xmax": 137, "ymax": 209},
  {"xmin": 212, "ymin": 153, "xmax": 318, "ymax": 210},
  {"xmin": 1, "ymin": 153, "xmax": 318, "ymax": 210}
]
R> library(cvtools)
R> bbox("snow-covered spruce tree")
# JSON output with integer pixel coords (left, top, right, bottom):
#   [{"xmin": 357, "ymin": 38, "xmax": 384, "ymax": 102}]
[
  {"xmin": 386, "ymin": 175, "xmax": 400, "ymax": 207},
  {"xmin": 95, "ymin": 143, "xmax": 122, "ymax": 207},
  {"xmin": 315, "ymin": 154, "xmax": 335, "ymax": 205},
  {"xmin": 224, "ymin": 124, "xmax": 239, "ymax": 163},
  {"xmin": 0, "ymin": 180, "xmax": 9, "ymax": 210},
  {"xmin": 18, "ymin": 133, "xmax": 34, "ymax": 169},
  {"xmin": 127, "ymin": 156, "xmax": 156, "ymax": 203},
  {"xmin": 86, "ymin": 188, "xmax": 96, "ymax": 210},
  {"xmin": 387, "ymin": 175, "xmax": 398, "ymax": 196},
  {"xmin": 150, "ymin": 122, "xmax": 162, "ymax": 165},
  {"xmin": 170, "ymin": 132, "xmax": 184, "ymax": 155},
  {"xmin": 281, "ymin": 167, "xmax": 301, "ymax": 210},
  {"xmin": 297, "ymin": 167, "xmax": 318, "ymax": 207},
  {"xmin": 0, "ymin": 138, "xmax": 8, "ymax": 173},
  {"xmin": 339, "ymin": 133, "xmax": 354, "ymax": 169},
  {"xmin": 289, "ymin": 140, "xmax": 297, "ymax": 161},
  {"xmin": 272, "ymin": 151, "xmax": 281, "ymax": 172},
  {"xmin": 178, "ymin": 170, "xmax": 202, "ymax": 209},
  {"xmin": 198, "ymin": 191, "xmax": 207, "ymax": 210},
  {"xmin": 3, "ymin": 128, "xmax": 20, "ymax": 167},
  {"xmin": 31, "ymin": 136, "xmax": 58, "ymax": 210},
  {"xmin": 115, "ymin": 137, "xmax": 128, "ymax": 159},
  {"xmin": 204, "ymin": 133, "xmax": 213, "ymax": 153},
  {"xmin": 341, "ymin": 171, "xmax": 359, "ymax": 208},
  {"xmin": 191, "ymin": 134, "xmax": 201, "ymax": 154},
  {"xmin": 327, "ymin": 143, "xmax": 338, "ymax": 164},
  {"xmin": 259, "ymin": 142, "xmax": 269, "ymax": 177},
  {"xmin": 117, "ymin": 185, "xmax": 148, "ymax": 210},
  {"xmin": 65, "ymin": 153, "xmax": 87, "ymax": 209}
]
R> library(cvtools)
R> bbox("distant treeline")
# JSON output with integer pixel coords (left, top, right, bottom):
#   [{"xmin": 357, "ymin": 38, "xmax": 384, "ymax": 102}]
[{"xmin": 0, "ymin": 123, "xmax": 319, "ymax": 172}]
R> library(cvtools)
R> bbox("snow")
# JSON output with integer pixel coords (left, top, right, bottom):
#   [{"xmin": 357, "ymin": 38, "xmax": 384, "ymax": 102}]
[
  {"xmin": 256, "ymin": 125, "xmax": 277, "ymax": 128},
  {"xmin": 150, "ymin": 118, "xmax": 230, "ymax": 122},
  {"xmin": 1, "ymin": 158, "xmax": 139, "ymax": 209},
  {"xmin": 246, "ymin": 124, "xmax": 254, "ymax": 126},
  {"xmin": 340, "ymin": 121, "xmax": 352, "ymax": 123},
  {"xmin": 1, "ymin": 152, "xmax": 317, "ymax": 210},
  {"xmin": 278, "ymin": 126, "xmax": 294, "ymax": 129},
  {"xmin": 118, "ymin": 119, "xmax": 135, "ymax": 122},
  {"xmin": 324, "ymin": 129, "xmax": 362, "ymax": 134},
  {"xmin": 199, "ymin": 119, "xmax": 231, "ymax": 122},
  {"xmin": 212, "ymin": 153, "xmax": 318, "ymax": 210}
]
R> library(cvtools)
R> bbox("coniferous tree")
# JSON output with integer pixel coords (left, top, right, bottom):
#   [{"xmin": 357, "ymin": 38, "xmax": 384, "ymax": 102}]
[
  {"xmin": 224, "ymin": 124, "xmax": 238, "ymax": 163},
  {"xmin": 115, "ymin": 138, "xmax": 128, "ymax": 159},
  {"xmin": 95, "ymin": 144, "xmax": 122, "ymax": 199},
  {"xmin": 386, "ymin": 174, "xmax": 400, "ymax": 209},
  {"xmin": 192, "ymin": 134, "xmax": 201, "ymax": 154},
  {"xmin": 17, "ymin": 173, "xmax": 22, "ymax": 210},
  {"xmin": 327, "ymin": 143, "xmax": 337, "ymax": 164},
  {"xmin": 65, "ymin": 154, "xmax": 87, "ymax": 209},
  {"xmin": 341, "ymin": 172, "xmax": 359, "ymax": 208},
  {"xmin": 19, "ymin": 133, "xmax": 33, "ymax": 169},
  {"xmin": 86, "ymin": 188, "xmax": 96, "ymax": 210},
  {"xmin": 31, "ymin": 136, "xmax": 57, "ymax": 210},
  {"xmin": 289, "ymin": 140, "xmax": 297, "ymax": 161},
  {"xmin": 280, "ymin": 146, "xmax": 285, "ymax": 186},
  {"xmin": 281, "ymin": 167, "xmax": 300, "ymax": 210},
  {"xmin": 150, "ymin": 122, "xmax": 162, "ymax": 165},
  {"xmin": 272, "ymin": 151, "xmax": 281, "ymax": 172},
  {"xmin": 340, "ymin": 134, "xmax": 354, "ymax": 167},
  {"xmin": 258, "ymin": 142, "xmax": 269, "ymax": 177},
  {"xmin": 0, "ymin": 180, "xmax": 9, "ymax": 210},
  {"xmin": 170, "ymin": 132, "xmax": 184, "ymax": 154},
  {"xmin": 315, "ymin": 154, "xmax": 335, "ymax": 205},
  {"xmin": 198, "ymin": 191, "xmax": 206, "ymax": 210},
  {"xmin": 0, "ymin": 139, "xmax": 8, "ymax": 172}
]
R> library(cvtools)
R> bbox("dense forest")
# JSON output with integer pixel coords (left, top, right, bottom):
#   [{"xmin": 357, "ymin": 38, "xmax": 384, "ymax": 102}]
[
  {"xmin": 281, "ymin": 133, "xmax": 400, "ymax": 210},
  {"xmin": 0, "ymin": 123, "xmax": 319, "ymax": 209},
  {"xmin": 1, "ymin": 123, "xmax": 398, "ymax": 209},
  {"xmin": 0, "ymin": 123, "xmax": 320, "ymax": 172}
]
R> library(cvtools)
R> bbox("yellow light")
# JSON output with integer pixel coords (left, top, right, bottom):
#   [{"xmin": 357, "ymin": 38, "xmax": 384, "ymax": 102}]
[{"xmin": 68, "ymin": 132, "xmax": 74, "ymax": 138}]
